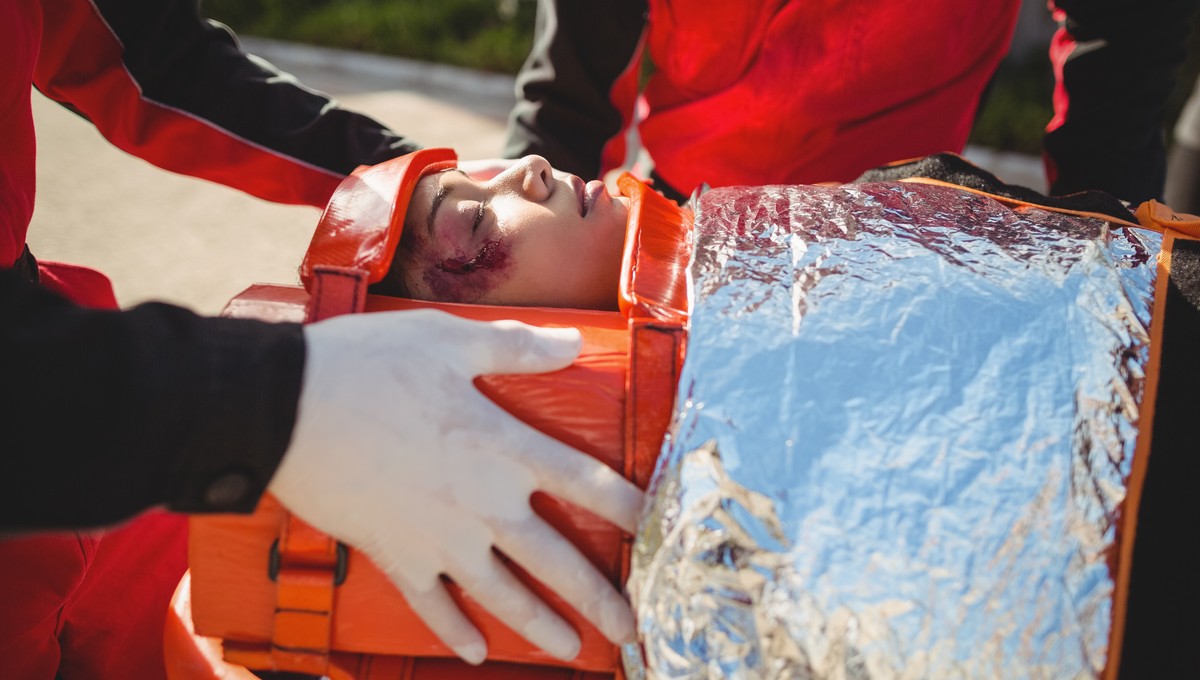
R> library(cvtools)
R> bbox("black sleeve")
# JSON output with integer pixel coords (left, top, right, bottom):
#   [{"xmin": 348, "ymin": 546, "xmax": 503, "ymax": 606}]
[
  {"xmin": 0, "ymin": 269, "xmax": 305, "ymax": 530},
  {"xmin": 35, "ymin": 0, "xmax": 422, "ymax": 208},
  {"xmin": 502, "ymin": 0, "xmax": 647, "ymax": 179},
  {"xmin": 1045, "ymin": 0, "xmax": 1200, "ymax": 203}
]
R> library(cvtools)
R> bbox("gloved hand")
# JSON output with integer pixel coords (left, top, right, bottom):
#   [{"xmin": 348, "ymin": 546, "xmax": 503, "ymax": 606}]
[{"xmin": 269, "ymin": 309, "xmax": 643, "ymax": 665}]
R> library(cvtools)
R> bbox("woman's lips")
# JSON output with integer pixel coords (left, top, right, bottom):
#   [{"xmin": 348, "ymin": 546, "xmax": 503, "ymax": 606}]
[
  {"xmin": 583, "ymin": 180, "xmax": 607, "ymax": 216},
  {"xmin": 569, "ymin": 175, "xmax": 587, "ymax": 216}
]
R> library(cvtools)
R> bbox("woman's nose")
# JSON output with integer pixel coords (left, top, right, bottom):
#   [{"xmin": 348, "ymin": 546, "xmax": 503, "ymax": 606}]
[{"xmin": 513, "ymin": 155, "xmax": 553, "ymax": 201}]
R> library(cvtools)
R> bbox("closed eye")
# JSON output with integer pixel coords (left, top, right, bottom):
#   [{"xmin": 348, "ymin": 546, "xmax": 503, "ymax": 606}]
[{"xmin": 472, "ymin": 202, "xmax": 486, "ymax": 234}]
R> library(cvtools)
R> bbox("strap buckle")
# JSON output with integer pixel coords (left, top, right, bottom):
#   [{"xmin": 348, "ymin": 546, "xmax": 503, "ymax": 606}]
[{"xmin": 268, "ymin": 537, "xmax": 349, "ymax": 586}]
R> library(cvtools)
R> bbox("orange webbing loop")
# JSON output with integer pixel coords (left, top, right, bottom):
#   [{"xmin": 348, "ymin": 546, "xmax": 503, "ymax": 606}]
[
  {"xmin": 307, "ymin": 265, "xmax": 370, "ymax": 322},
  {"xmin": 267, "ymin": 514, "xmax": 347, "ymax": 675},
  {"xmin": 624, "ymin": 321, "xmax": 686, "ymax": 491},
  {"xmin": 1134, "ymin": 199, "xmax": 1200, "ymax": 238}
]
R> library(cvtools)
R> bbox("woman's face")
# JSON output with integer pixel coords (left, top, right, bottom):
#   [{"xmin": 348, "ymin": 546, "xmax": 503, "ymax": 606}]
[{"xmin": 397, "ymin": 155, "xmax": 630, "ymax": 309}]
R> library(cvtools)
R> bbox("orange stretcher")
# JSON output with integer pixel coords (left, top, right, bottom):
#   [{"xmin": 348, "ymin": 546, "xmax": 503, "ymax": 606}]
[
  {"xmin": 170, "ymin": 149, "xmax": 1200, "ymax": 679},
  {"xmin": 172, "ymin": 149, "xmax": 693, "ymax": 679}
]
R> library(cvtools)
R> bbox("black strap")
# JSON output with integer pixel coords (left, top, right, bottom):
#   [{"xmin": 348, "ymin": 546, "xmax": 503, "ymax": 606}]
[
  {"xmin": 1118, "ymin": 236, "xmax": 1200, "ymax": 677},
  {"xmin": 11, "ymin": 244, "xmax": 39, "ymax": 285}
]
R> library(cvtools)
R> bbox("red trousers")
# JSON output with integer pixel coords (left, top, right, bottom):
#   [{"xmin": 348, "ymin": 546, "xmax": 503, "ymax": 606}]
[
  {"xmin": 0, "ymin": 513, "xmax": 188, "ymax": 679},
  {"xmin": 0, "ymin": 262, "xmax": 188, "ymax": 679}
]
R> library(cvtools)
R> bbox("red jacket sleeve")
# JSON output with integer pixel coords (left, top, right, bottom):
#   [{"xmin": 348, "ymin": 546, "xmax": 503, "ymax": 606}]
[{"xmin": 33, "ymin": 0, "xmax": 422, "ymax": 209}]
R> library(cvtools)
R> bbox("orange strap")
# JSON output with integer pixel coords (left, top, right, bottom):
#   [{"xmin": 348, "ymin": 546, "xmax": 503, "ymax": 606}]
[
  {"xmin": 307, "ymin": 264, "xmax": 370, "ymax": 322},
  {"xmin": 257, "ymin": 262, "xmax": 366, "ymax": 674},
  {"xmin": 624, "ymin": 320, "xmax": 686, "ymax": 491},
  {"xmin": 1134, "ymin": 199, "xmax": 1200, "ymax": 238},
  {"xmin": 623, "ymin": 319, "xmax": 685, "ymax": 680},
  {"xmin": 1104, "ymin": 223, "xmax": 1200, "ymax": 679},
  {"xmin": 268, "ymin": 515, "xmax": 346, "ymax": 674}
]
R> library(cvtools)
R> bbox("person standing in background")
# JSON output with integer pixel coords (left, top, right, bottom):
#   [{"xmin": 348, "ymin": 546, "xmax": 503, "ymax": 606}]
[
  {"xmin": 506, "ymin": 0, "xmax": 1200, "ymax": 205},
  {"xmin": 503, "ymin": 0, "xmax": 1023, "ymax": 203},
  {"xmin": 1045, "ymin": 0, "xmax": 1200, "ymax": 204}
]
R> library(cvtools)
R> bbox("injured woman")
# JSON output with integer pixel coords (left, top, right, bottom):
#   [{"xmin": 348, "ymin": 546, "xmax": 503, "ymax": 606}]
[
  {"xmin": 369, "ymin": 153, "xmax": 632, "ymax": 310},
  {"xmin": 192, "ymin": 147, "xmax": 1198, "ymax": 680},
  {"xmin": 380, "ymin": 149, "xmax": 1200, "ymax": 679}
]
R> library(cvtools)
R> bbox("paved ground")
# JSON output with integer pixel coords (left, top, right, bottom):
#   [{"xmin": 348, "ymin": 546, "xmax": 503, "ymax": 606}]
[
  {"xmin": 26, "ymin": 38, "xmax": 1045, "ymax": 315},
  {"xmin": 27, "ymin": 38, "xmax": 514, "ymax": 315}
]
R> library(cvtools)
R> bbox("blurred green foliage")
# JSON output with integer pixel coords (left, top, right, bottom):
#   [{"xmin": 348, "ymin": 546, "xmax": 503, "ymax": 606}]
[
  {"xmin": 202, "ymin": 0, "xmax": 536, "ymax": 74},
  {"xmin": 968, "ymin": 54, "xmax": 1056, "ymax": 156}
]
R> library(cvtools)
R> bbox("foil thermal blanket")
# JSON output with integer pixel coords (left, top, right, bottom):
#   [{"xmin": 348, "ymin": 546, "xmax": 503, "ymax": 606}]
[{"xmin": 626, "ymin": 182, "xmax": 1160, "ymax": 679}]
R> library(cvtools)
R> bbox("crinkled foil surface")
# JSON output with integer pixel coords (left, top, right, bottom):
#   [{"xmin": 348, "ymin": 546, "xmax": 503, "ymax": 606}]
[{"xmin": 625, "ymin": 183, "xmax": 1160, "ymax": 680}]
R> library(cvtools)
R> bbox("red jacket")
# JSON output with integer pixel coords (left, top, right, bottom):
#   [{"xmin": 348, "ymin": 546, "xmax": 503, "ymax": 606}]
[
  {"xmin": 3, "ymin": 0, "xmax": 419, "ymax": 269},
  {"xmin": 2, "ymin": 0, "xmax": 416, "ymax": 527},
  {"xmin": 505, "ymin": 0, "xmax": 1021, "ymax": 196},
  {"xmin": 507, "ymin": 0, "xmax": 1200, "ymax": 204},
  {"xmin": 2, "ymin": 4, "xmax": 415, "ymax": 676}
]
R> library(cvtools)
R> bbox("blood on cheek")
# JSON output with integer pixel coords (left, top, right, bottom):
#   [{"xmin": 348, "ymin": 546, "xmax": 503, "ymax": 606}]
[{"xmin": 423, "ymin": 238, "xmax": 513, "ymax": 302}]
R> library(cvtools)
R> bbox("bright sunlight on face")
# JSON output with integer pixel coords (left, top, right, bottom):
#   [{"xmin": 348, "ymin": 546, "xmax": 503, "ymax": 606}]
[{"xmin": 395, "ymin": 155, "xmax": 630, "ymax": 310}]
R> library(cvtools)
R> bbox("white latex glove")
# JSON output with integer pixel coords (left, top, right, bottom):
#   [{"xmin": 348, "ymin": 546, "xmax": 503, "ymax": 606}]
[
  {"xmin": 456, "ymin": 157, "xmax": 519, "ymax": 181},
  {"xmin": 269, "ymin": 309, "xmax": 642, "ymax": 665}
]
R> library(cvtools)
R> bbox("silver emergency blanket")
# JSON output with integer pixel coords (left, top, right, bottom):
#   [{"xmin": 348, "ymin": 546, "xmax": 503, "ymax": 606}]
[{"xmin": 625, "ymin": 182, "xmax": 1161, "ymax": 679}]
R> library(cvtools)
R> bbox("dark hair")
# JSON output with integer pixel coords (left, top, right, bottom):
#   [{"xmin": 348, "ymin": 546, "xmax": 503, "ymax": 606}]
[{"xmin": 368, "ymin": 250, "xmax": 414, "ymax": 298}]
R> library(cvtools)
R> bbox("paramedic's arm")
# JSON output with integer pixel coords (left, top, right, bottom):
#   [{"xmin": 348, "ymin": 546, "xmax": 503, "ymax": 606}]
[
  {"xmin": 503, "ymin": 0, "xmax": 647, "ymax": 179},
  {"xmin": 274, "ymin": 310, "xmax": 641, "ymax": 663},
  {"xmin": 1, "ymin": 271, "xmax": 641, "ymax": 662},
  {"xmin": 34, "ymin": 0, "xmax": 420, "ymax": 209},
  {"xmin": 0, "ymin": 269, "xmax": 303, "ymax": 528},
  {"xmin": 1044, "ymin": 0, "xmax": 1200, "ymax": 203}
]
